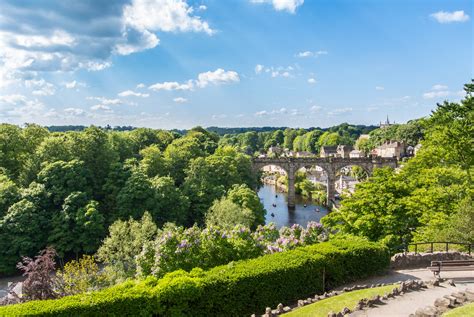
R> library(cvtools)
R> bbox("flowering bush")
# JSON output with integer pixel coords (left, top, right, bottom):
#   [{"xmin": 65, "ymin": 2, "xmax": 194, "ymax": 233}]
[{"xmin": 137, "ymin": 221, "xmax": 327, "ymax": 278}]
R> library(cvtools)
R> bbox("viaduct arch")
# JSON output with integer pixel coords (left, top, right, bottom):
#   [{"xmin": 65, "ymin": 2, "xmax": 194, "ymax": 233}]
[{"xmin": 252, "ymin": 157, "xmax": 397, "ymax": 208}]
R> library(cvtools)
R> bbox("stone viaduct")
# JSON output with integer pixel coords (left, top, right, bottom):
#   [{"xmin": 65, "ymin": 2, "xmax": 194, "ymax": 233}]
[{"xmin": 252, "ymin": 157, "xmax": 397, "ymax": 208}]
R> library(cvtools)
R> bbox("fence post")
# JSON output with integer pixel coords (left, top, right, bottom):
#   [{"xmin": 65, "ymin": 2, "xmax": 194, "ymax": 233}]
[
  {"xmin": 469, "ymin": 244, "xmax": 471, "ymax": 256},
  {"xmin": 430, "ymin": 242, "xmax": 433, "ymax": 253},
  {"xmin": 415, "ymin": 244, "xmax": 417, "ymax": 254},
  {"xmin": 322, "ymin": 267, "xmax": 325, "ymax": 292},
  {"xmin": 446, "ymin": 242, "xmax": 449, "ymax": 252}
]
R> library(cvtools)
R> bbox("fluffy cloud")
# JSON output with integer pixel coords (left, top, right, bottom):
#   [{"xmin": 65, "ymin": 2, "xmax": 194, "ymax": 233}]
[
  {"xmin": 307, "ymin": 78, "xmax": 316, "ymax": 84},
  {"xmin": 87, "ymin": 97, "xmax": 122, "ymax": 105},
  {"xmin": 255, "ymin": 64, "xmax": 264, "ymax": 74},
  {"xmin": 430, "ymin": 10, "xmax": 470, "ymax": 23},
  {"xmin": 0, "ymin": 94, "xmax": 45, "ymax": 119},
  {"xmin": 0, "ymin": 0, "xmax": 214, "ymax": 85},
  {"xmin": 173, "ymin": 97, "xmax": 188, "ymax": 103},
  {"xmin": 375, "ymin": 86, "xmax": 384, "ymax": 91},
  {"xmin": 118, "ymin": 90, "xmax": 150, "ymax": 97},
  {"xmin": 124, "ymin": 0, "xmax": 214, "ymax": 35},
  {"xmin": 296, "ymin": 50, "xmax": 328, "ymax": 58},
  {"xmin": 149, "ymin": 80, "xmax": 194, "ymax": 91},
  {"xmin": 25, "ymin": 79, "xmax": 56, "ymax": 96},
  {"xmin": 250, "ymin": 0, "xmax": 304, "ymax": 13},
  {"xmin": 310, "ymin": 105, "xmax": 322, "ymax": 112},
  {"xmin": 149, "ymin": 69, "xmax": 239, "ymax": 91},
  {"xmin": 196, "ymin": 69, "xmax": 240, "ymax": 88},
  {"xmin": 422, "ymin": 85, "xmax": 464, "ymax": 99},
  {"xmin": 65, "ymin": 80, "xmax": 87, "ymax": 89}
]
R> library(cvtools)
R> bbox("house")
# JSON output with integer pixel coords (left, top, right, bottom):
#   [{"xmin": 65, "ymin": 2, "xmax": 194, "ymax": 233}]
[
  {"xmin": 337, "ymin": 145, "xmax": 354, "ymax": 158},
  {"xmin": 295, "ymin": 151, "xmax": 312, "ymax": 157},
  {"xmin": 349, "ymin": 149, "xmax": 364, "ymax": 158},
  {"xmin": 374, "ymin": 141, "xmax": 405, "ymax": 159},
  {"xmin": 320, "ymin": 146, "xmax": 338, "ymax": 158},
  {"xmin": 267, "ymin": 146, "xmax": 283, "ymax": 156}
]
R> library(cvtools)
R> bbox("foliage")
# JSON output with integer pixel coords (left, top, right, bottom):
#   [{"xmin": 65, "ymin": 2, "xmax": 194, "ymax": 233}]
[
  {"xmin": 17, "ymin": 248, "xmax": 57, "ymax": 301},
  {"xmin": 0, "ymin": 238, "xmax": 389, "ymax": 316},
  {"xmin": 56, "ymin": 255, "xmax": 107, "ymax": 296},
  {"xmin": 322, "ymin": 85, "xmax": 473, "ymax": 249},
  {"xmin": 136, "ymin": 221, "xmax": 327, "ymax": 279},
  {"xmin": 206, "ymin": 197, "xmax": 256, "ymax": 229},
  {"xmin": 96, "ymin": 212, "xmax": 158, "ymax": 281}
]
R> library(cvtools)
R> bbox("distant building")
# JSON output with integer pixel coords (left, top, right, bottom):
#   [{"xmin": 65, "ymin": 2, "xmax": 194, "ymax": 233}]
[
  {"xmin": 336, "ymin": 145, "xmax": 354, "ymax": 158},
  {"xmin": 374, "ymin": 141, "xmax": 405, "ymax": 159},
  {"xmin": 320, "ymin": 146, "xmax": 338, "ymax": 158},
  {"xmin": 267, "ymin": 146, "xmax": 283, "ymax": 156},
  {"xmin": 380, "ymin": 115, "xmax": 393, "ymax": 128},
  {"xmin": 349, "ymin": 149, "xmax": 365, "ymax": 158},
  {"xmin": 295, "ymin": 151, "xmax": 312, "ymax": 157}
]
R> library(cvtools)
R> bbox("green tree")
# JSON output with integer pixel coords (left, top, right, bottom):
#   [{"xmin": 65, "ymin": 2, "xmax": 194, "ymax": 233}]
[
  {"xmin": 0, "ymin": 174, "xmax": 20, "ymax": 217},
  {"xmin": 227, "ymin": 184, "xmax": 266, "ymax": 228},
  {"xmin": 96, "ymin": 212, "xmax": 158, "ymax": 280},
  {"xmin": 139, "ymin": 144, "xmax": 166, "ymax": 178},
  {"xmin": 205, "ymin": 197, "xmax": 255, "ymax": 229}
]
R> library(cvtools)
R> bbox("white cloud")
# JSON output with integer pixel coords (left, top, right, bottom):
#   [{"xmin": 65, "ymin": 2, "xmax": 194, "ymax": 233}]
[
  {"xmin": 65, "ymin": 80, "xmax": 86, "ymax": 89},
  {"xmin": 118, "ymin": 90, "xmax": 150, "ymax": 97},
  {"xmin": 254, "ymin": 107, "xmax": 288, "ymax": 116},
  {"xmin": 198, "ymin": 5, "xmax": 207, "ymax": 11},
  {"xmin": 430, "ymin": 10, "xmax": 470, "ymax": 23},
  {"xmin": 90, "ymin": 104, "xmax": 113, "ymax": 112},
  {"xmin": 87, "ymin": 96, "xmax": 122, "ymax": 106},
  {"xmin": 124, "ymin": 0, "xmax": 214, "ymax": 35},
  {"xmin": 422, "ymin": 85, "xmax": 464, "ymax": 99},
  {"xmin": 0, "ymin": 94, "xmax": 45, "ymax": 119},
  {"xmin": 149, "ymin": 80, "xmax": 194, "ymax": 91},
  {"xmin": 196, "ymin": 68, "xmax": 240, "ymax": 88},
  {"xmin": 310, "ymin": 105, "xmax": 322, "ymax": 112},
  {"xmin": 375, "ymin": 86, "xmax": 384, "ymax": 91},
  {"xmin": 136, "ymin": 83, "xmax": 146, "ymax": 89},
  {"xmin": 250, "ymin": 0, "xmax": 304, "ymax": 13},
  {"xmin": 423, "ymin": 90, "xmax": 450, "ymax": 99},
  {"xmin": 173, "ymin": 97, "xmax": 188, "ymax": 103},
  {"xmin": 308, "ymin": 78, "xmax": 316, "ymax": 84},
  {"xmin": 432, "ymin": 84, "xmax": 448, "ymax": 90},
  {"xmin": 64, "ymin": 107, "xmax": 86, "ymax": 116},
  {"xmin": 296, "ymin": 50, "xmax": 328, "ymax": 58},
  {"xmin": 327, "ymin": 107, "xmax": 352, "ymax": 116},
  {"xmin": 25, "ymin": 79, "xmax": 56, "ymax": 96},
  {"xmin": 255, "ymin": 64, "xmax": 264, "ymax": 74},
  {"xmin": 0, "ymin": 0, "xmax": 214, "ymax": 86},
  {"xmin": 255, "ymin": 110, "xmax": 268, "ymax": 117},
  {"xmin": 212, "ymin": 114, "xmax": 227, "ymax": 119}
]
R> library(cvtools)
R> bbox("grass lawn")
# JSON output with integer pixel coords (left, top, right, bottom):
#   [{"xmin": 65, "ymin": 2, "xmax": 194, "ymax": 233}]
[
  {"xmin": 284, "ymin": 284, "xmax": 399, "ymax": 317},
  {"xmin": 443, "ymin": 302, "xmax": 474, "ymax": 317}
]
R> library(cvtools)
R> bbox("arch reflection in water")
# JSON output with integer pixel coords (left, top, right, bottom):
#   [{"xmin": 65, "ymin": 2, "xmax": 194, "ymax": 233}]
[{"xmin": 258, "ymin": 184, "xmax": 328, "ymax": 228}]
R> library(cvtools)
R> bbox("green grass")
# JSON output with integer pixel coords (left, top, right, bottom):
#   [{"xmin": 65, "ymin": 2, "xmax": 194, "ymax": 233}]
[
  {"xmin": 443, "ymin": 302, "xmax": 474, "ymax": 317},
  {"xmin": 284, "ymin": 284, "xmax": 398, "ymax": 317}
]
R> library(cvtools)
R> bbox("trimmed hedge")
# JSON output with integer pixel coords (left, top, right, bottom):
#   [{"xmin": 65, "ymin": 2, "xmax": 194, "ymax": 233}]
[{"xmin": 0, "ymin": 237, "xmax": 389, "ymax": 316}]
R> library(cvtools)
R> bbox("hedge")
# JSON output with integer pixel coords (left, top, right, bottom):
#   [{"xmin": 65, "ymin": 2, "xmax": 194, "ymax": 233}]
[{"xmin": 0, "ymin": 237, "xmax": 389, "ymax": 316}]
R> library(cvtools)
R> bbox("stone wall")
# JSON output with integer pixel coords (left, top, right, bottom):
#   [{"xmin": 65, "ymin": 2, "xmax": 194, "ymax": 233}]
[{"xmin": 390, "ymin": 252, "xmax": 472, "ymax": 270}]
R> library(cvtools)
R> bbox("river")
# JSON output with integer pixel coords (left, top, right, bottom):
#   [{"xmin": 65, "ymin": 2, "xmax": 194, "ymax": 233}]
[{"xmin": 258, "ymin": 184, "xmax": 329, "ymax": 228}]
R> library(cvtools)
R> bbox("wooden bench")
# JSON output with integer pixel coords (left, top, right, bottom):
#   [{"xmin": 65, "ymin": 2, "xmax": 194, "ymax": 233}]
[{"xmin": 427, "ymin": 260, "xmax": 474, "ymax": 277}]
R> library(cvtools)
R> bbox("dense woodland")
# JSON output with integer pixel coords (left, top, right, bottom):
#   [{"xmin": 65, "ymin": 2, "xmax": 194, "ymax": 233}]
[{"xmin": 0, "ymin": 83, "xmax": 472, "ymax": 284}]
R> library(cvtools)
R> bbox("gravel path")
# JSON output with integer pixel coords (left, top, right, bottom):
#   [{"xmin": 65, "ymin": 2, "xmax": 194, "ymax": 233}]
[{"xmin": 344, "ymin": 269, "xmax": 474, "ymax": 317}]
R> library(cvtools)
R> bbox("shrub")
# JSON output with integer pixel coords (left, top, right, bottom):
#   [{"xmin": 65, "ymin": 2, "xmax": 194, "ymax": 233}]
[{"xmin": 0, "ymin": 237, "xmax": 388, "ymax": 316}]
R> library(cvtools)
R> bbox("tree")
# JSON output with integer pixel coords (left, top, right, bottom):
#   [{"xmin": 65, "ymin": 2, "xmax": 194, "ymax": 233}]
[
  {"xmin": 227, "ymin": 184, "xmax": 266, "ymax": 228},
  {"xmin": 205, "ymin": 198, "xmax": 255, "ymax": 229},
  {"xmin": 0, "ymin": 174, "xmax": 20, "ymax": 218},
  {"xmin": 139, "ymin": 144, "xmax": 166, "ymax": 178},
  {"xmin": 37, "ymin": 160, "xmax": 91, "ymax": 206},
  {"xmin": 0, "ymin": 199, "xmax": 49, "ymax": 275},
  {"xmin": 150, "ymin": 176, "xmax": 189, "ymax": 226},
  {"xmin": 96, "ymin": 212, "xmax": 158, "ymax": 280},
  {"xmin": 17, "ymin": 248, "xmax": 57, "ymax": 301},
  {"xmin": 303, "ymin": 130, "xmax": 323, "ymax": 153},
  {"xmin": 164, "ymin": 136, "xmax": 204, "ymax": 185},
  {"xmin": 283, "ymin": 128, "xmax": 297, "ymax": 150},
  {"xmin": 0, "ymin": 124, "xmax": 26, "ymax": 180}
]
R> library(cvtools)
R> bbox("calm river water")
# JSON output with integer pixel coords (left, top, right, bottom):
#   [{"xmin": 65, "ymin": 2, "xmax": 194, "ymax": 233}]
[{"xmin": 258, "ymin": 184, "xmax": 328, "ymax": 228}]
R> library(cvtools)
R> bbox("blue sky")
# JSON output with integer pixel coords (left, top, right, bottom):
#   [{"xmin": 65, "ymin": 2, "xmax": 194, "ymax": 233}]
[{"xmin": 0, "ymin": 0, "xmax": 472, "ymax": 128}]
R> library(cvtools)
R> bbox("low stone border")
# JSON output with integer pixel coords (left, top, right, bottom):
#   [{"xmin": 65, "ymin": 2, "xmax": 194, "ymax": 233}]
[
  {"xmin": 410, "ymin": 281, "xmax": 474, "ymax": 317},
  {"xmin": 252, "ymin": 279, "xmax": 431, "ymax": 316},
  {"xmin": 390, "ymin": 252, "xmax": 472, "ymax": 270}
]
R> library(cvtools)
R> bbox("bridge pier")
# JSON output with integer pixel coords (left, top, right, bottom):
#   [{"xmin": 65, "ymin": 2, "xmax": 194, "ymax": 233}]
[
  {"xmin": 326, "ymin": 172, "xmax": 336, "ymax": 208},
  {"xmin": 287, "ymin": 162, "xmax": 296, "ymax": 209}
]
